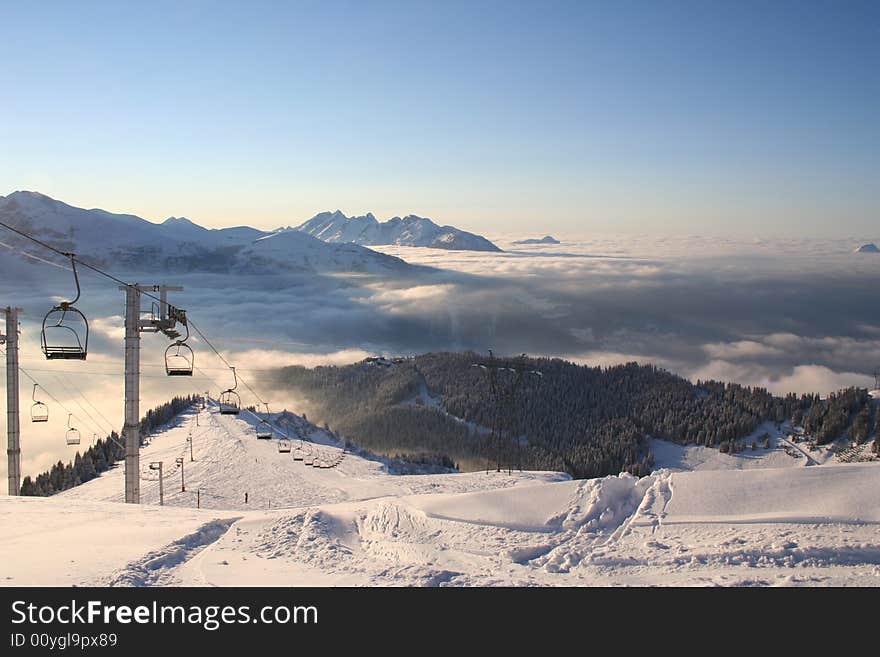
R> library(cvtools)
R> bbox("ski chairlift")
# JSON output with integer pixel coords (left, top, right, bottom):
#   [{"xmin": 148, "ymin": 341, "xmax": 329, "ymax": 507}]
[
  {"xmin": 65, "ymin": 413, "xmax": 81, "ymax": 446},
  {"xmin": 30, "ymin": 384, "xmax": 49, "ymax": 423},
  {"xmin": 292, "ymin": 446, "xmax": 305, "ymax": 461},
  {"xmin": 219, "ymin": 366, "xmax": 241, "ymax": 415},
  {"xmin": 277, "ymin": 439, "xmax": 291, "ymax": 454},
  {"xmin": 41, "ymin": 255, "xmax": 88, "ymax": 360},
  {"xmin": 256, "ymin": 402, "xmax": 273, "ymax": 439},
  {"xmin": 165, "ymin": 320, "xmax": 193, "ymax": 376},
  {"xmin": 303, "ymin": 452, "xmax": 314, "ymax": 466}
]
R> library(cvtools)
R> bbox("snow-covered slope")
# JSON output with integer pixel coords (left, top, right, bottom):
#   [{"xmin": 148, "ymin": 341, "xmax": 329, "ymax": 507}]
[
  {"xmin": 3, "ymin": 401, "xmax": 879, "ymax": 587},
  {"xmin": 295, "ymin": 210, "xmax": 501, "ymax": 252},
  {"xmin": 0, "ymin": 191, "xmax": 415, "ymax": 274}
]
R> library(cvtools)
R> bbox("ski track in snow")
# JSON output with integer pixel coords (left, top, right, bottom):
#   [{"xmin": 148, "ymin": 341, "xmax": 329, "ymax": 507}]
[
  {"xmin": 106, "ymin": 518, "xmax": 240, "ymax": 586},
  {"xmin": 5, "ymin": 402, "xmax": 880, "ymax": 587}
]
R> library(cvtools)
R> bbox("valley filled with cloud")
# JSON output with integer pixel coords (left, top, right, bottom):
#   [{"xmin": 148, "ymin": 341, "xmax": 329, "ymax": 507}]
[{"xmin": 2, "ymin": 231, "xmax": 879, "ymax": 479}]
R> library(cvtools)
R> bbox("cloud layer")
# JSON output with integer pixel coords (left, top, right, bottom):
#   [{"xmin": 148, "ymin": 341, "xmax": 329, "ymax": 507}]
[{"xmin": 2, "ymin": 233, "xmax": 880, "ymax": 478}]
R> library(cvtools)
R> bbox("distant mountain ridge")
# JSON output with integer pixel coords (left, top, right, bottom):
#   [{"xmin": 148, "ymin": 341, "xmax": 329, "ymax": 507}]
[
  {"xmin": 295, "ymin": 210, "xmax": 501, "ymax": 252},
  {"xmin": 0, "ymin": 191, "xmax": 418, "ymax": 275},
  {"xmin": 513, "ymin": 235, "xmax": 560, "ymax": 245}
]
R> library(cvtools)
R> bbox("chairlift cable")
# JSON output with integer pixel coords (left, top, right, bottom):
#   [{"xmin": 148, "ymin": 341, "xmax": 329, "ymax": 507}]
[
  {"xmin": 0, "ymin": 345, "xmax": 94, "ymax": 436},
  {"xmin": 49, "ymin": 373, "xmax": 111, "ymax": 439},
  {"xmin": 0, "ymin": 222, "xmax": 268, "ymax": 407},
  {"xmin": 56, "ymin": 370, "xmax": 117, "ymax": 435}
]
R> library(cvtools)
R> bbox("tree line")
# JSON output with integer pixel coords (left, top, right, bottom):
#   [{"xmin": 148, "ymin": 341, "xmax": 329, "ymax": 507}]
[
  {"xmin": 270, "ymin": 353, "xmax": 879, "ymax": 479},
  {"xmin": 19, "ymin": 395, "xmax": 199, "ymax": 497}
]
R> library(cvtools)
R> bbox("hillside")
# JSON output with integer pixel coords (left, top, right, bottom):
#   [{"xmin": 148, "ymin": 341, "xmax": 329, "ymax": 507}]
[
  {"xmin": 2, "ymin": 399, "xmax": 879, "ymax": 586},
  {"xmin": 0, "ymin": 191, "xmax": 417, "ymax": 274},
  {"xmin": 269, "ymin": 353, "xmax": 880, "ymax": 477}
]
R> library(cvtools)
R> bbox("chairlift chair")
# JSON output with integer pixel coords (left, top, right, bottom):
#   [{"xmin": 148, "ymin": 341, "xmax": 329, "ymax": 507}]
[
  {"xmin": 219, "ymin": 366, "xmax": 241, "ymax": 415},
  {"xmin": 277, "ymin": 439, "xmax": 291, "ymax": 454},
  {"xmin": 219, "ymin": 390, "xmax": 241, "ymax": 414},
  {"xmin": 292, "ymin": 447, "xmax": 305, "ymax": 461},
  {"xmin": 30, "ymin": 384, "xmax": 49, "ymax": 423},
  {"xmin": 256, "ymin": 402, "xmax": 273, "ymax": 439},
  {"xmin": 165, "ymin": 342, "xmax": 194, "ymax": 376},
  {"xmin": 65, "ymin": 414, "xmax": 81, "ymax": 446},
  {"xmin": 41, "ymin": 256, "xmax": 89, "ymax": 360},
  {"xmin": 165, "ymin": 321, "xmax": 194, "ymax": 376}
]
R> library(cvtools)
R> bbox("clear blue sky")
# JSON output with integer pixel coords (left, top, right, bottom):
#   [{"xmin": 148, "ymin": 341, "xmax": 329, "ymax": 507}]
[{"xmin": 1, "ymin": 0, "xmax": 877, "ymax": 235}]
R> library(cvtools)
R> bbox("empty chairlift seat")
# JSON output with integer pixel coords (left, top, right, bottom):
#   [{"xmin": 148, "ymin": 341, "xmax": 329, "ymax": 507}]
[
  {"xmin": 219, "ymin": 390, "xmax": 241, "ymax": 415},
  {"xmin": 41, "ymin": 256, "xmax": 89, "ymax": 360},
  {"xmin": 219, "ymin": 366, "xmax": 241, "ymax": 414},
  {"xmin": 165, "ymin": 342, "xmax": 194, "ymax": 376},
  {"xmin": 256, "ymin": 403, "xmax": 273, "ymax": 439},
  {"xmin": 42, "ymin": 307, "xmax": 89, "ymax": 360},
  {"xmin": 65, "ymin": 414, "xmax": 80, "ymax": 446},
  {"xmin": 30, "ymin": 384, "xmax": 49, "ymax": 423}
]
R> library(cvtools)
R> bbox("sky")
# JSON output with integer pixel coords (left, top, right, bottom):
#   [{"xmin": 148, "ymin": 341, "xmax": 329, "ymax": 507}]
[{"xmin": 1, "ymin": 0, "xmax": 878, "ymax": 235}]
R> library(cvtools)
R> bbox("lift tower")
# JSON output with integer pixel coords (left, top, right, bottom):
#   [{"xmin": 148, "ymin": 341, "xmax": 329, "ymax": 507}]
[
  {"xmin": 121, "ymin": 285, "xmax": 184, "ymax": 504},
  {"xmin": 1, "ymin": 307, "xmax": 21, "ymax": 495},
  {"xmin": 471, "ymin": 352, "xmax": 542, "ymax": 474}
]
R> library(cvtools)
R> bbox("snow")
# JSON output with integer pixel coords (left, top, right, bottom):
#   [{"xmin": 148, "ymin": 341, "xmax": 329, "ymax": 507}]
[
  {"xmin": 651, "ymin": 438, "xmax": 799, "ymax": 471},
  {"xmin": 3, "ymin": 401, "xmax": 880, "ymax": 587},
  {"xmin": 296, "ymin": 210, "xmax": 501, "ymax": 252},
  {"xmin": 664, "ymin": 464, "xmax": 880, "ymax": 524},
  {"xmin": 0, "ymin": 496, "xmax": 238, "ymax": 586},
  {"xmin": 0, "ymin": 191, "xmax": 415, "ymax": 274}
]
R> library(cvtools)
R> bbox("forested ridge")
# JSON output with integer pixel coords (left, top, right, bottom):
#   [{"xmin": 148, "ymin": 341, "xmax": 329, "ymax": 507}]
[
  {"xmin": 20, "ymin": 395, "xmax": 199, "ymax": 496},
  {"xmin": 272, "ymin": 353, "xmax": 879, "ymax": 478}
]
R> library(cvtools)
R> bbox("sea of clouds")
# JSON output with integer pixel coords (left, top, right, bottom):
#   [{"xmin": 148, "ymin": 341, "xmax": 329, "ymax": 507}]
[{"xmin": 1, "ymin": 231, "xmax": 879, "ymax": 478}]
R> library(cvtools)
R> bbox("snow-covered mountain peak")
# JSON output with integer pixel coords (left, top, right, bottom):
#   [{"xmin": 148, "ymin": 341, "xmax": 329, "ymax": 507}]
[
  {"xmin": 0, "ymin": 192, "xmax": 419, "ymax": 275},
  {"xmin": 162, "ymin": 216, "xmax": 198, "ymax": 227},
  {"xmin": 297, "ymin": 210, "xmax": 500, "ymax": 252}
]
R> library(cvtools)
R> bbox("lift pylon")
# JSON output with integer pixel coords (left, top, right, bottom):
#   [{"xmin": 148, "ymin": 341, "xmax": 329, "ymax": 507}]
[{"xmin": 120, "ymin": 285, "xmax": 184, "ymax": 504}]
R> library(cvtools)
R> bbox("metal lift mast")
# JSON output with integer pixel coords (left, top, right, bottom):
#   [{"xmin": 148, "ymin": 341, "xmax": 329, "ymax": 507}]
[
  {"xmin": 121, "ymin": 285, "xmax": 184, "ymax": 504},
  {"xmin": 1, "ymin": 307, "xmax": 22, "ymax": 495}
]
